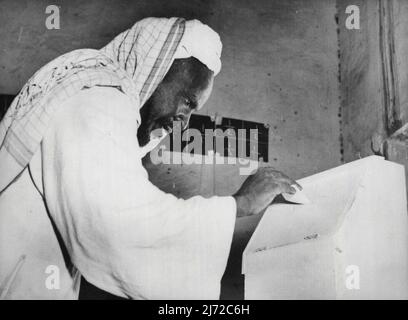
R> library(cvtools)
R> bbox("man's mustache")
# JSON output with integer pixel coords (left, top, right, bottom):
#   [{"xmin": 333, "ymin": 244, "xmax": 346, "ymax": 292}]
[{"xmin": 156, "ymin": 118, "xmax": 186, "ymax": 134}]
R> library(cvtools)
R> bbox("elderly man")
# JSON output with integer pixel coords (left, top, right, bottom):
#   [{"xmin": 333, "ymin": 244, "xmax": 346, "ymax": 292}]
[{"xmin": 0, "ymin": 17, "xmax": 299, "ymax": 299}]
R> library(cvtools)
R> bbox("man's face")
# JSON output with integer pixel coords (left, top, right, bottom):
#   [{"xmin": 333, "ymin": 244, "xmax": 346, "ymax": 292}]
[{"xmin": 137, "ymin": 57, "xmax": 214, "ymax": 147}]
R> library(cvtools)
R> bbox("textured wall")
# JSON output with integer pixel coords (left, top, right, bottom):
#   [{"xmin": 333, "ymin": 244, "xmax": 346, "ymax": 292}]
[
  {"xmin": 338, "ymin": 0, "xmax": 408, "ymax": 162},
  {"xmin": 337, "ymin": 0, "xmax": 385, "ymax": 162},
  {"xmin": 0, "ymin": 0, "xmax": 341, "ymax": 299}
]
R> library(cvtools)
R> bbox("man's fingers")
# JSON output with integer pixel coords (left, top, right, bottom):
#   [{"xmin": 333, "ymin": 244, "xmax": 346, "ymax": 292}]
[
  {"xmin": 291, "ymin": 180, "xmax": 303, "ymax": 191},
  {"xmin": 276, "ymin": 181, "xmax": 297, "ymax": 195},
  {"xmin": 287, "ymin": 186, "xmax": 297, "ymax": 194},
  {"xmin": 274, "ymin": 173, "xmax": 303, "ymax": 191},
  {"xmin": 253, "ymin": 168, "xmax": 303, "ymax": 194}
]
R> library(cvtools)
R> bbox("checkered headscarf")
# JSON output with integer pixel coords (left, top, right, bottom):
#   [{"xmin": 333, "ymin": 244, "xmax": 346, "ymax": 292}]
[{"xmin": 0, "ymin": 17, "xmax": 186, "ymax": 192}]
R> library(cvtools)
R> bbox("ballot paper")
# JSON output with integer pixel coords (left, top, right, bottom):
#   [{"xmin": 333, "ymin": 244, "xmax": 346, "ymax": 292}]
[
  {"xmin": 282, "ymin": 185, "xmax": 311, "ymax": 204},
  {"xmin": 243, "ymin": 156, "xmax": 408, "ymax": 300}
]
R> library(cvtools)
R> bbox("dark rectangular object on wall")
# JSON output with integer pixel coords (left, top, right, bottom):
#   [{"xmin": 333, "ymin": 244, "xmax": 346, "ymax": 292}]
[{"xmin": 169, "ymin": 114, "xmax": 269, "ymax": 162}]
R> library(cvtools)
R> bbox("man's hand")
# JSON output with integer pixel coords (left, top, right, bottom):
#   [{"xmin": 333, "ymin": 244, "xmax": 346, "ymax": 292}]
[{"xmin": 233, "ymin": 167, "xmax": 302, "ymax": 218}]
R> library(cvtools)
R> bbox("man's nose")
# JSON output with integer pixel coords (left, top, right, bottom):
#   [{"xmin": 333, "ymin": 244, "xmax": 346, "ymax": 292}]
[{"xmin": 174, "ymin": 113, "xmax": 192, "ymax": 130}]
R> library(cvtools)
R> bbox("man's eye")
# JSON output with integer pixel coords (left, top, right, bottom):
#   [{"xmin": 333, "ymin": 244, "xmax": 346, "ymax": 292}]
[{"xmin": 183, "ymin": 96, "xmax": 197, "ymax": 109}]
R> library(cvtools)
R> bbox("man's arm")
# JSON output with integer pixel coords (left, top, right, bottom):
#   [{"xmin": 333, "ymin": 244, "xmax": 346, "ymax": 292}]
[{"xmin": 41, "ymin": 87, "xmax": 236, "ymax": 299}]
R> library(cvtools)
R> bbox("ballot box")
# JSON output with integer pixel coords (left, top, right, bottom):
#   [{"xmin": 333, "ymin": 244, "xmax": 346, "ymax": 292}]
[{"xmin": 242, "ymin": 156, "xmax": 408, "ymax": 299}]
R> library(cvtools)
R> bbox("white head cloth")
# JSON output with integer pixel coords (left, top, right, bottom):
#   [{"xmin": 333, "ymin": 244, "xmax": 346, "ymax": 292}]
[{"xmin": 174, "ymin": 19, "xmax": 222, "ymax": 75}]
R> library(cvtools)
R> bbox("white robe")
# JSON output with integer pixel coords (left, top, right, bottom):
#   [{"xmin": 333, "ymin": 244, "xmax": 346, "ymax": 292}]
[{"xmin": 0, "ymin": 87, "xmax": 236, "ymax": 299}]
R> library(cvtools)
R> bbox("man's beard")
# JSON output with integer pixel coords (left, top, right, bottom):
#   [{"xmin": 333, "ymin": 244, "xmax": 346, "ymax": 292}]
[
  {"xmin": 137, "ymin": 116, "xmax": 173, "ymax": 147},
  {"xmin": 137, "ymin": 121, "xmax": 151, "ymax": 147},
  {"xmin": 137, "ymin": 98, "xmax": 156, "ymax": 147},
  {"xmin": 137, "ymin": 121, "xmax": 170, "ymax": 158},
  {"xmin": 138, "ymin": 105, "xmax": 174, "ymax": 148}
]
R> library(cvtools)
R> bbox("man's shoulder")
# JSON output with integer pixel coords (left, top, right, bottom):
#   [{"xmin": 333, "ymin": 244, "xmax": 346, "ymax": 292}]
[{"xmin": 47, "ymin": 86, "xmax": 140, "ymax": 145}]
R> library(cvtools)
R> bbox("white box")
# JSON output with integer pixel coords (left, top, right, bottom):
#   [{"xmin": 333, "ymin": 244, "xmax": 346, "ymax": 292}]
[{"xmin": 243, "ymin": 156, "xmax": 408, "ymax": 299}]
